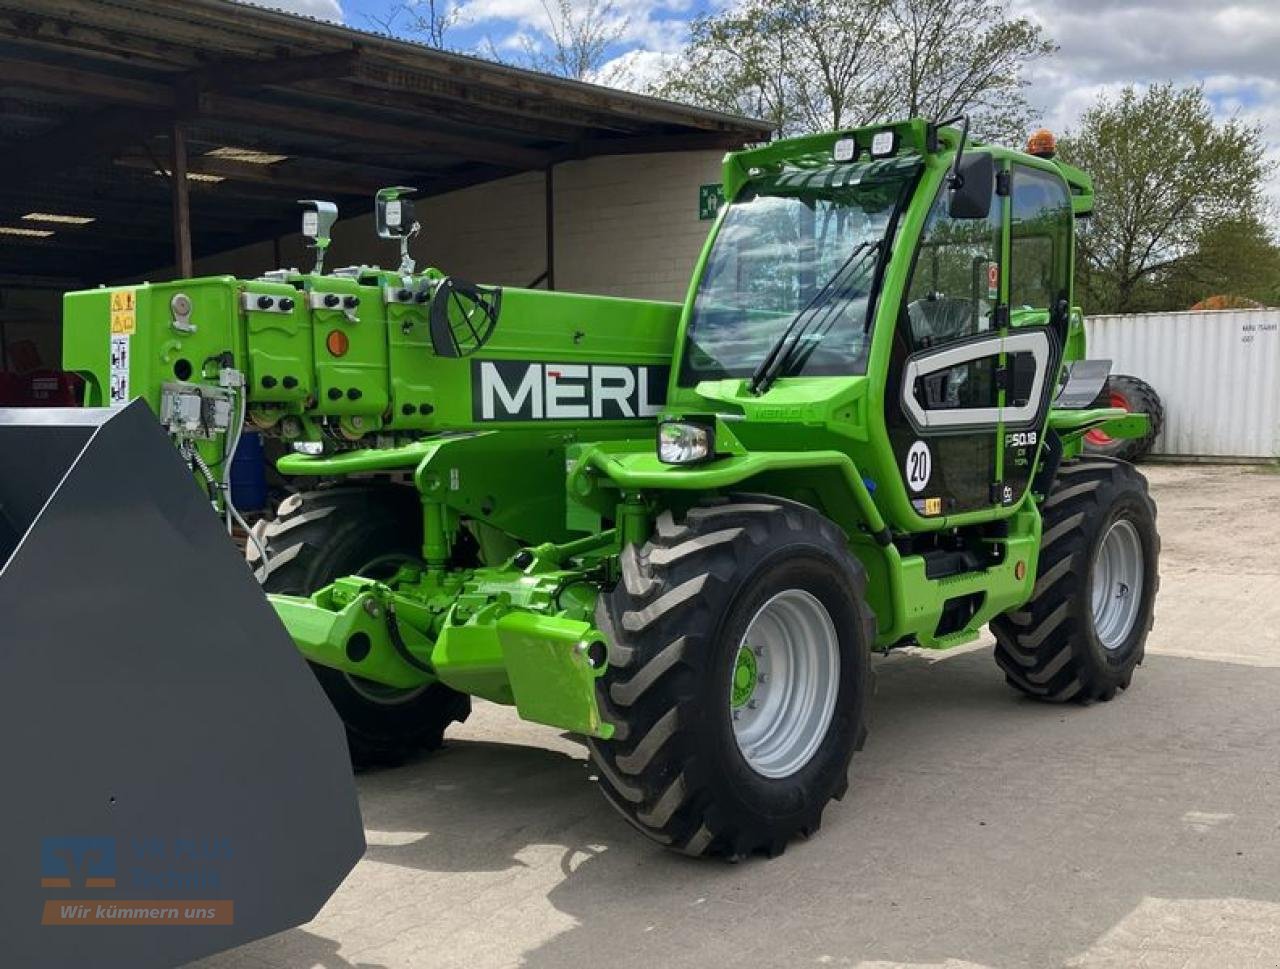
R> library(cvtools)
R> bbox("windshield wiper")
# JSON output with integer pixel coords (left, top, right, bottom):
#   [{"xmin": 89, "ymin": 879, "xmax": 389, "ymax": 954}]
[{"xmin": 749, "ymin": 239, "xmax": 881, "ymax": 395}]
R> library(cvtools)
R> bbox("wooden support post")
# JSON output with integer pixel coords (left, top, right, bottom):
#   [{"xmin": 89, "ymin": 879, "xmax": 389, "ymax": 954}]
[
  {"xmin": 170, "ymin": 121, "xmax": 193, "ymax": 277},
  {"xmin": 544, "ymin": 164, "xmax": 555, "ymax": 291}
]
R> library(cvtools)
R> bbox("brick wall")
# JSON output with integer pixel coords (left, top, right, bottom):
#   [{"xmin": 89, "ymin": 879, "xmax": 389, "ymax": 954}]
[{"xmin": 553, "ymin": 151, "xmax": 724, "ymax": 302}]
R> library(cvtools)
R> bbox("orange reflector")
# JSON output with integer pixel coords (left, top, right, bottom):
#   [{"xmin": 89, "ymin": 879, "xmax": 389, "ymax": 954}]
[
  {"xmin": 326, "ymin": 329, "xmax": 349, "ymax": 357},
  {"xmin": 1015, "ymin": 561, "xmax": 1027, "ymax": 581},
  {"xmin": 1026, "ymin": 129, "xmax": 1057, "ymax": 158}
]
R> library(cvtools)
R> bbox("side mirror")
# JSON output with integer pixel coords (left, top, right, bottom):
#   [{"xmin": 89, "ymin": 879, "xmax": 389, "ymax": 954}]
[
  {"xmin": 376, "ymin": 186, "xmax": 417, "ymax": 240},
  {"xmin": 298, "ymin": 199, "xmax": 337, "ymax": 274},
  {"xmin": 947, "ymin": 152, "xmax": 994, "ymax": 220}
]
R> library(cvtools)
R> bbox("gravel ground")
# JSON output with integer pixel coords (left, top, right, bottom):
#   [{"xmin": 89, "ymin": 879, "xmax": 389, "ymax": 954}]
[{"xmin": 196, "ymin": 463, "xmax": 1280, "ymax": 969}]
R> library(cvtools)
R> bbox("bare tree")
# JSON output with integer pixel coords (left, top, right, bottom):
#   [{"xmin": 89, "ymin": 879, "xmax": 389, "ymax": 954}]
[
  {"xmin": 885, "ymin": 0, "xmax": 1054, "ymax": 142},
  {"xmin": 365, "ymin": 0, "xmax": 460, "ymax": 48},
  {"xmin": 517, "ymin": 0, "xmax": 628, "ymax": 81},
  {"xmin": 654, "ymin": 0, "xmax": 1053, "ymax": 141}
]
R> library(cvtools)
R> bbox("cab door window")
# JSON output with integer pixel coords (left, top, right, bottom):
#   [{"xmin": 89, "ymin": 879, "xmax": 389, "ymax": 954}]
[
  {"xmin": 1009, "ymin": 165, "xmax": 1072, "ymax": 329},
  {"xmin": 903, "ymin": 176, "xmax": 1002, "ymax": 351},
  {"xmin": 1002, "ymin": 165, "xmax": 1073, "ymax": 500}
]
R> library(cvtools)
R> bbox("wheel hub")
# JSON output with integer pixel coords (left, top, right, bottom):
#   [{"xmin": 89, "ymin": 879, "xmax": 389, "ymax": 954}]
[
  {"xmin": 731, "ymin": 646, "xmax": 759, "ymax": 708},
  {"xmin": 1090, "ymin": 517, "xmax": 1145, "ymax": 650},
  {"xmin": 729, "ymin": 589, "xmax": 840, "ymax": 779},
  {"xmin": 1085, "ymin": 390, "xmax": 1130, "ymax": 446}
]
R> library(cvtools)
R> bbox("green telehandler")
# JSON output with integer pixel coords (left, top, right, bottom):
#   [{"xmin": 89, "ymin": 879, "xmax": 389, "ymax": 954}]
[{"xmin": 52, "ymin": 118, "xmax": 1157, "ymax": 860}]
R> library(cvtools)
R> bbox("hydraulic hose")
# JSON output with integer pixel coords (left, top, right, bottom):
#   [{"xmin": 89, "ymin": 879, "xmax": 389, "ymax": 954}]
[
  {"xmin": 384, "ymin": 602, "xmax": 434, "ymax": 673},
  {"xmin": 222, "ymin": 387, "xmax": 271, "ymax": 576}
]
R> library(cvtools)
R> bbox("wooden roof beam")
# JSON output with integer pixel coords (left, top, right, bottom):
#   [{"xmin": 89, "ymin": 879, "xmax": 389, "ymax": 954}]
[
  {"xmin": 554, "ymin": 131, "xmax": 756, "ymax": 162},
  {"xmin": 288, "ymin": 78, "xmax": 592, "ymax": 142},
  {"xmin": 188, "ymin": 48, "xmax": 363, "ymax": 94},
  {"xmin": 0, "ymin": 59, "xmax": 552, "ymax": 169},
  {"xmin": 112, "ymin": 152, "xmax": 397, "ymax": 198}
]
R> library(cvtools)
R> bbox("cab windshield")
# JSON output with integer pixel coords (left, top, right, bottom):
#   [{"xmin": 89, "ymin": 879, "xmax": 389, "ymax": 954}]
[{"xmin": 679, "ymin": 163, "xmax": 917, "ymax": 385}]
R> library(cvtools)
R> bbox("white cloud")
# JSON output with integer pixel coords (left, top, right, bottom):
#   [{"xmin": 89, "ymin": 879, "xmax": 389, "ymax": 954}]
[
  {"xmin": 458, "ymin": 0, "xmax": 693, "ymax": 52},
  {"xmin": 1014, "ymin": 0, "xmax": 1280, "ymax": 218},
  {"xmin": 593, "ymin": 47, "xmax": 678, "ymax": 91},
  {"xmin": 259, "ymin": 0, "xmax": 344, "ymax": 23}
]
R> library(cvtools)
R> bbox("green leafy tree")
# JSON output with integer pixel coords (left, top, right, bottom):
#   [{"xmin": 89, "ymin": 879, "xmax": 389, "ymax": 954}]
[
  {"xmin": 1057, "ymin": 84, "xmax": 1272, "ymax": 314},
  {"xmin": 1156, "ymin": 214, "xmax": 1280, "ymax": 310},
  {"xmin": 652, "ymin": 0, "xmax": 1053, "ymax": 141}
]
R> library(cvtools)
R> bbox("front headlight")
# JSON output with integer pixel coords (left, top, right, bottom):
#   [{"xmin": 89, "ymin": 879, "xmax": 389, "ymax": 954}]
[{"xmin": 657, "ymin": 421, "xmax": 714, "ymax": 465}]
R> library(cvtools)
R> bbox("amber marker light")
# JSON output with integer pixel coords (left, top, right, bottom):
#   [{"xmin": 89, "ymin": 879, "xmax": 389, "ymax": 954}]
[
  {"xmin": 326, "ymin": 330, "xmax": 350, "ymax": 357},
  {"xmin": 1026, "ymin": 129, "xmax": 1057, "ymax": 158}
]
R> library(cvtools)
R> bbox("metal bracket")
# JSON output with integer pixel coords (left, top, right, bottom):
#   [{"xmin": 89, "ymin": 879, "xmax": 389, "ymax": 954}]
[
  {"xmin": 989, "ymin": 481, "xmax": 1015, "ymax": 505},
  {"xmin": 169, "ymin": 292, "xmax": 196, "ymax": 334},
  {"xmin": 241, "ymin": 291, "xmax": 297, "ymax": 314},
  {"xmin": 308, "ymin": 290, "xmax": 360, "ymax": 322}
]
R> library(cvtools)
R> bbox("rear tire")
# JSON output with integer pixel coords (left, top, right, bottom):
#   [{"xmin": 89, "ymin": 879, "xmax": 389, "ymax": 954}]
[
  {"xmin": 588, "ymin": 496, "xmax": 874, "ymax": 859},
  {"xmin": 1084, "ymin": 374, "xmax": 1163, "ymax": 462},
  {"xmin": 250, "ymin": 486, "xmax": 470, "ymax": 769},
  {"xmin": 991, "ymin": 458, "xmax": 1159, "ymax": 702}
]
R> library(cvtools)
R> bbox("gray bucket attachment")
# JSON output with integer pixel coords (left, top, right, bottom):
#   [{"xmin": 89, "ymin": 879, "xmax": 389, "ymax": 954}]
[{"xmin": 0, "ymin": 401, "xmax": 364, "ymax": 968}]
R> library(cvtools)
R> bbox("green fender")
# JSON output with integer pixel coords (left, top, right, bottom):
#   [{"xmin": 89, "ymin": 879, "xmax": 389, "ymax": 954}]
[
  {"xmin": 566, "ymin": 436, "xmax": 928, "ymax": 645},
  {"xmin": 1049, "ymin": 406, "xmax": 1149, "ymax": 443},
  {"xmin": 569, "ymin": 439, "xmax": 890, "ymax": 540}
]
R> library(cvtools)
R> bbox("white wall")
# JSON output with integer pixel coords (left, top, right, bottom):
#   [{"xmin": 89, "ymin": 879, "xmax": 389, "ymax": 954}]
[{"xmin": 184, "ymin": 149, "xmax": 726, "ymax": 304}]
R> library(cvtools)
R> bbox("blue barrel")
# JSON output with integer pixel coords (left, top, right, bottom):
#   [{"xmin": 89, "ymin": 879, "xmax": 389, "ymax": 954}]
[{"xmin": 230, "ymin": 430, "xmax": 268, "ymax": 512}]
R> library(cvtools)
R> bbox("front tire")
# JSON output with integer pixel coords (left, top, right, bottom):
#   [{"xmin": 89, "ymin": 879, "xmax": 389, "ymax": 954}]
[
  {"xmin": 589, "ymin": 497, "xmax": 874, "ymax": 858},
  {"xmin": 251, "ymin": 486, "xmax": 470, "ymax": 769},
  {"xmin": 991, "ymin": 458, "xmax": 1159, "ymax": 702}
]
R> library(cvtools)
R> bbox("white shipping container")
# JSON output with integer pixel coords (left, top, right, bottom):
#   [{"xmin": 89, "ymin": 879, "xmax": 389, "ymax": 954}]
[{"xmin": 1084, "ymin": 309, "xmax": 1280, "ymax": 459}]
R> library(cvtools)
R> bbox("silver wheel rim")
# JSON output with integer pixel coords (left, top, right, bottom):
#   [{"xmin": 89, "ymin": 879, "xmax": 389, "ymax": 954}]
[
  {"xmin": 730, "ymin": 589, "xmax": 841, "ymax": 779},
  {"xmin": 345, "ymin": 552, "xmax": 429, "ymax": 705},
  {"xmin": 1090, "ymin": 518, "xmax": 1145, "ymax": 650}
]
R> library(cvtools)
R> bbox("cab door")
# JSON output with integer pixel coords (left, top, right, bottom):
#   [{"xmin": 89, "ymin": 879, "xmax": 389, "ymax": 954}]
[
  {"xmin": 999, "ymin": 163, "xmax": 1075, "ymax": 502},
  {"xmin": 884, "ymin": 156, "xmax": 1007, "ymax": 519}
]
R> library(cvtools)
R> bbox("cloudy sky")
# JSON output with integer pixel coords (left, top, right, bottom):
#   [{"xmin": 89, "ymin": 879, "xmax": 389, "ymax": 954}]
[{"xmin": 270, "ymin": 0, "xmax": 1280, "ymax": 211}]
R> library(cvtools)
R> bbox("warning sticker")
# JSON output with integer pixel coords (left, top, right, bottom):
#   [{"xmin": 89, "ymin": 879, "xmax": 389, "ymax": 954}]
[
  {"xmin": 912, "ymin": 496, "xmax": 944, "ymax": 517},
  {"xmin": 986, "ymin": 262, "xmax": 1000, "ymax": 301},
  {"xmin": 109, "ymin": 334, "xmax": 131, "ymax": 407},
  {"xmin": 110, "ymin": 289, "xmax": 137, "ymax": 336}
]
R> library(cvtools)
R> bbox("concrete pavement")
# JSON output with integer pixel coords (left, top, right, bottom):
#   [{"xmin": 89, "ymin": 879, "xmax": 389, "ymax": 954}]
[{"xmin": 195, "ymin": 463, "xmax": 1280, "ymax": 969}]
